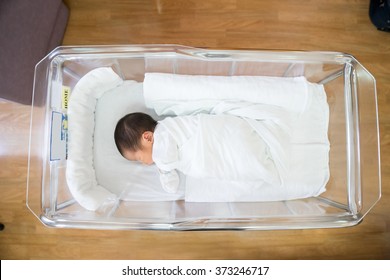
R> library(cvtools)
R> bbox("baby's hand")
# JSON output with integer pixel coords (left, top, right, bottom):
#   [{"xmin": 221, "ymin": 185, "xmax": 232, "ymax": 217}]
[
  {"xmin": 95, "ymin": 195, "xmax": 118, "ymax": 215},
  {"xmin": 158, "ymin": 169, "xmax": 179, "ymax": 193}
]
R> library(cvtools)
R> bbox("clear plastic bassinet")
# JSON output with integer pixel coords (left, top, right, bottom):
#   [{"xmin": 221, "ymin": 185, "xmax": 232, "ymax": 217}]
[{"xmin": 27, "ymin": 45, "xmax": 381, "ymax": 230}]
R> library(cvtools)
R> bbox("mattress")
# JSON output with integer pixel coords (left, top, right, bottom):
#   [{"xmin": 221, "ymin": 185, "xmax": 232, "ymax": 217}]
[{"xmin": 65, "ymin": 67, "xmax": 329, "ymax": 211}]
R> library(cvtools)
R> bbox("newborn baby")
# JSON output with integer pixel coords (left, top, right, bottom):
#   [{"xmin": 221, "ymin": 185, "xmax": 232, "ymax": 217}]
[{"xmin": 114, "ymin": 112, "xmax": 280, "ymax": 193}]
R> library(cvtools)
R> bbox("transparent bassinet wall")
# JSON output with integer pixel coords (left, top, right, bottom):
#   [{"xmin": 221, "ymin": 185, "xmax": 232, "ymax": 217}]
[{"xmin": 27, "ymin": 45, "xmax": 381, "ymax": 230}]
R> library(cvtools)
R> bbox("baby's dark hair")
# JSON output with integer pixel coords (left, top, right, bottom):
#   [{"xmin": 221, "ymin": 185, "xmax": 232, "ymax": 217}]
[{"xmin": 114, "ymin": 112, "xmax": 157, "ymax": 155}]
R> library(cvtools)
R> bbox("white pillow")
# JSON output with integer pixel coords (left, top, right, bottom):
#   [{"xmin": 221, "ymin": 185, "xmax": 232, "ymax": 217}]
[{"xmin": 66, "ymin": 67, "xmax": 123, "ymax": 211}]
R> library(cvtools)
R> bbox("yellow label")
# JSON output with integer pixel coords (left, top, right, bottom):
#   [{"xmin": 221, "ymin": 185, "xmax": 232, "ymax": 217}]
[{"xmin": 62, "ymin": 86, "xmax": 70, "ymax": 110}]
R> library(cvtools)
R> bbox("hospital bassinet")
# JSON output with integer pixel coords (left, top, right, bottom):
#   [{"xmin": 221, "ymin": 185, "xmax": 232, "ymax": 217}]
[{"xmin": 27, "ymin": 45, "xmax": 381, "ymax": 230}]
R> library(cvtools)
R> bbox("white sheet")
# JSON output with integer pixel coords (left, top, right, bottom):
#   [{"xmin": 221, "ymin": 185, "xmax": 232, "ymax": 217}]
[{"xmin": 143, "ymin": 73, "xmax": 330, "ymax": 202}]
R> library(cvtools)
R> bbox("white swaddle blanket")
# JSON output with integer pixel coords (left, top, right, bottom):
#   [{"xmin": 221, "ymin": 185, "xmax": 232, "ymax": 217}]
[
  {"xmin": 154, "ymin": 114, "xmax": 281, "ymax": 185},
  {"xmin": 144, "ymin": 73, "xmax": 330, "ymax": 202},
  {"xmin": 144, "ymin": 73, "xmax": 309, "ymax": 115}
]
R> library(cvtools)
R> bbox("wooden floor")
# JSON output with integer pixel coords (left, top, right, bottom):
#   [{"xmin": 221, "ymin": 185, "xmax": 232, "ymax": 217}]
[{"xmin": 1, "ymin": 0, "xmax": 390, "ymax": 259}]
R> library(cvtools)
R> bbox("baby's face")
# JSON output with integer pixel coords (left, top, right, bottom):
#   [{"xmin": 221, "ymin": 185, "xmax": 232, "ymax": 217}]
[
  {"xmin": 123, "ymin": 148, "xmax": 154, "ymax": 165},
  {"xmin": 122, "ymin": 131, "xmax": 154, "ymax": 165}
]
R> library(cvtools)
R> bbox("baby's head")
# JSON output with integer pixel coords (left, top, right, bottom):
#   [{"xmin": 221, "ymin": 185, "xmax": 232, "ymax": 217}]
[{"xmin": 114, "ymin": 112, "xmax": 157, "ymax": 165}]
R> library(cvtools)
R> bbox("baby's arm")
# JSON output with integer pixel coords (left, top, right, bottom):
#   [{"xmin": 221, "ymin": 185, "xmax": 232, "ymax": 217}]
[{"xmin": 152, "ymin": 125, "xmax": 180, "ymax": 193}]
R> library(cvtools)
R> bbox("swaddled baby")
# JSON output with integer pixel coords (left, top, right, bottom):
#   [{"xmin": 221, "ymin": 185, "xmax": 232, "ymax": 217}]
[{"xmin": 114, "ymin": 112, "xmax": 280, "ymax": 193}]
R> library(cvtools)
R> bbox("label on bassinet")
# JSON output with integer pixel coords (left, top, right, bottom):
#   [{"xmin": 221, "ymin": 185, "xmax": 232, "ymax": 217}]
[
  {"xmin": 62, "ymin": 86, "xmax": 70, "ymax": 110},
  {"xmin": 50, "ymin": 82, "xmax": 71, "ymax": 111},
  {"xmin": 50, "ymin": 111, "xmax": 68, "ymax": 161}
]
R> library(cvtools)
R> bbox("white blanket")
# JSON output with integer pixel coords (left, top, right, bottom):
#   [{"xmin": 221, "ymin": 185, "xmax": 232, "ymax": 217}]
[
  {"xmin": 144, "ymin": 73, "xmax": 309, "ymax": 115},
  {"xmin": 155, "ymin": 114, "xmax": 281, "ymax": 185},
  {"xmin": 144, "ymin": 73, "xmax": 330, "ymax": 202}
]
